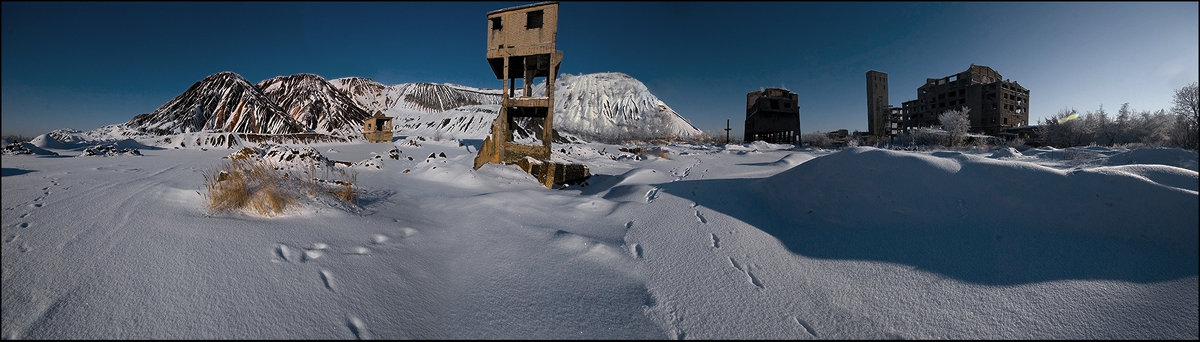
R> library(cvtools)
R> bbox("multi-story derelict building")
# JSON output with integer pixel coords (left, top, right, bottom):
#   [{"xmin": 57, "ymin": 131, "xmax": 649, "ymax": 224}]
[
  {"xmin": 744, "ymin": 88, "xmax": 801, "ymax": 144},
  {"xmin": 898, "ymin": 64, "xmax": 1029, "ymax": 136}
]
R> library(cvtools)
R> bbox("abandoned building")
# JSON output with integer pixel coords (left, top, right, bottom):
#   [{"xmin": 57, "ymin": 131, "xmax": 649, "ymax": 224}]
[
  {"xmin": 897, "ymin": 64, "xmax": 1029, "ymax": 136},
  {"xmin": 744, "ymin": 88, "xmax": 801, "ymax": 144},
  {"xmin": 472, "ymin": 1, "xmax": 589, "ymax": 188},
  {"xmin": 362, "ymin": 112, "xmax": 394, "ymax": 143},
  {"xmin": 866, "ymin": 70, "xmax": 890, "ymax": 137}
]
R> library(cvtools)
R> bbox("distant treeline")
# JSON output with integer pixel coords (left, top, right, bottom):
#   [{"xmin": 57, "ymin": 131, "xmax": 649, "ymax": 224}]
[{"xmin": 1038, "ymin": 82, "xmax": 1197, "ymax": 150}]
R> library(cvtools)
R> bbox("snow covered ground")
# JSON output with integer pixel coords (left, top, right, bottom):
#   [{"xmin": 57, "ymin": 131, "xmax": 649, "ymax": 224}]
[{"xmin": 2, "ymin": 137, "xmax": 1196, "ymax": 339}]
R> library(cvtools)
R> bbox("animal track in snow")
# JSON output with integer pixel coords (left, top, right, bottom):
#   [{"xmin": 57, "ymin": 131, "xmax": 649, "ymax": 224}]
[
  {"xmin": 629, "ymin": 243, "xmax": 643, "ymax": 259},
  {"xmin": 710, "ymin": 234, "xmax": 719, "ymax": 248},
  {"xmin": 300, "ymin": 243, "xmax": 327, "ymax": 262},
  {"xmin": 370, "ymin": 234, "xmax": 389, "ymax": 244},
  {"xmin": 276, "ymin": 244, "xmax": 293, "ymax": 262},
  {"xmin": 745, "ymin": 269, "xmax": 764, "ymax": 289},
  {"xmin": 320, "ymin": 269, "xmax": 335, "ymax": 291},
  {"xmin": 645, "ymin": 188, "xmax": 660, "ymax": 203},
  {"xmin": 728, "ymin": 257, "xmax": 764, "ymax": 289},
  {"xmin": 793, "ymin": 317, "xmax": 818, "ymax": 337},
  {"xmin": 18, "ymin": 222, "xmax": 29, "ymax": 228},
  {"xmin": 346, "ymin": 315, "xmax": 368, "ymax": 339},
  {"xmin": 302, "ymin": 250, "xmax": 324, "ymax": 262},
  {"xmin": 694, "ymin": 210, "xmax": 707, "ymax": 224},
  {"xmin": 349, "ymin": 246, "xmax": 371, "ymax": 255}
]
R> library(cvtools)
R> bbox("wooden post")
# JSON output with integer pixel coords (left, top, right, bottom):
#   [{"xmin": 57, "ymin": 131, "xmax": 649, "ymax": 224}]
[{"xmin": 724, "ymin": 119, "xmax": 731, "ymax": 144}]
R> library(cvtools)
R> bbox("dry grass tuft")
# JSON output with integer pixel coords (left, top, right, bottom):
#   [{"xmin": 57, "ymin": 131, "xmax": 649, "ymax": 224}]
[
  {"xmin": 202, "ymin": 158, "xmax": 294, "ymax": 216},
  {"xmin": 332, "ymin": 168, "xmax": 358, "ymax": 206},
  {"xmin": 203, "ymin": 153, "xmax": 360, "ymax": 217}
]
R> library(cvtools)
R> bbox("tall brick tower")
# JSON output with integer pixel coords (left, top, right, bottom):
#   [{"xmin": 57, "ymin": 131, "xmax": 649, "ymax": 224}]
[{"xmin": 866, "ymin": 70, "xmax": 889, "ymax": 137}]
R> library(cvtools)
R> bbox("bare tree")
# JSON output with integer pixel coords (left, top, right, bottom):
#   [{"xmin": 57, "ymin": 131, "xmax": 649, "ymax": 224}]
[
  {"xmin": 939, "ymin": 106, "xmax": 970, "ymax": 147},
  {"xmin": 801, "ymin": 131, "xmax": 832, "ymax": 148},
  {"xmin": 1171, "ymin": 82, "xmax": 1198, "ymax": 150}
]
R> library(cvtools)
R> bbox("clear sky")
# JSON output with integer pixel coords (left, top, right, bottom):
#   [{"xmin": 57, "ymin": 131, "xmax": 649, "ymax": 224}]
[{"xmin": 3, "ymin": 1, "xmax": 1197, "ymax": 138}]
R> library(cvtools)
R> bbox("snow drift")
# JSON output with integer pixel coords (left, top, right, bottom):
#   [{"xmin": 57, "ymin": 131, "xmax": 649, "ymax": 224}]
[{"xmin": 746, "ymin": 147, "xmax": 1197, "ymax": 284}]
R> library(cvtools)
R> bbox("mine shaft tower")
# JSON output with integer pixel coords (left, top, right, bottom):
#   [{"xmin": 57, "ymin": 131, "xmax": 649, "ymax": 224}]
[{"xmin": 473, "ymin": 1, "xmax": 588, "ymax": 188}]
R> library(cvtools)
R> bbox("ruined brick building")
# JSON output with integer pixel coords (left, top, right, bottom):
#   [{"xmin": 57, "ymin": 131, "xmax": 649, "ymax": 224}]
[
  {"xmin": 866, "ymin": 70, "xmax": 890, "ymax": 137},
  {"xmin": 362, "ymin": 112, "xmax": 394, "ymax": 143},
  {"xmin": 897, "ymin": 64, "xmax": 1029, "ymax": 136},
  {"xmin": 744, "ymin": 88, "xmax": 801, "ymax": 144}
]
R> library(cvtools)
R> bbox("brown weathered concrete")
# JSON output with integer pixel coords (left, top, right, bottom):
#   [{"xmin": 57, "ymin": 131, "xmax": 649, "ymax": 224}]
[
  {"xmin": 362, "ymin": 113, "xmax": 394, "ymax": 143},
  {"xmin": 473, "ymin": 2, "xmax": 589, "ymax": 188}
]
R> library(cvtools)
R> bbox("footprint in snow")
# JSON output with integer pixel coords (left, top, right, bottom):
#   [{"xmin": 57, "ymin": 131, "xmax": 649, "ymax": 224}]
[
  {"xmin": 645, "ymin": 188, "xmax": 659, "ymax": 203},
  {"xmin": 793, "ymin": 317, "xmax": 818, "ymax": 337},
  {"xmin": 320, "ymin": 269, "xmax": 335, "ymax": 291},
  {"xmin": 371, "ymin": 234, "xmax": 389, "ymax": 244},
  {"xmin": 728, "ymin": 257, "xmax": 764, "ymax": 289},
  {"xmin": 276, "ymin": 244, "xmax": 293, "ymax": 262},
  {"xmin": 302, "ymin": 250, "xmax": 324, "ymax": 262},
  {"xmin": 346, "ymin": 314, "xmax": 368, "ymax": 339}
]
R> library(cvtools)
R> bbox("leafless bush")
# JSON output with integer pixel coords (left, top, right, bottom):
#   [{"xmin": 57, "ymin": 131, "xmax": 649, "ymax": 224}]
[
  {"xmin": 202, "ymin": 155, "xmax": 357, "ymax": 216},
  {"xmin": 202, "ymin": 158, "xmax": 293, "ymax": 216}
]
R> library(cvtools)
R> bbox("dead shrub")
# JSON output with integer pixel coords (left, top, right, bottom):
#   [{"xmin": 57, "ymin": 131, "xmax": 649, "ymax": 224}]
[
  {"xmin": 202, "ymin": 158, "xmax": 295, "ymax": 216},
  {"xmin": 332, "ymin": 168, "xmax": 357, "ymax": 206}
]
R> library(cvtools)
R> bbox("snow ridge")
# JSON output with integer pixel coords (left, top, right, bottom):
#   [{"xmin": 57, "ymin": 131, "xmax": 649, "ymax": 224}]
[
  {"xmin": 256, "ymin": 74, "xmax": 373, "ymax": 136},
  {"xmin": 329, "ymin": 77, "xmax": 502, "ymax": 114},
  {"xmin": 120, "ymin": 71, "xmax": 702, "ymax": 143},
  {"xmin": 125, "ymin": 71, "xmax": 308, "ymax": 135}
]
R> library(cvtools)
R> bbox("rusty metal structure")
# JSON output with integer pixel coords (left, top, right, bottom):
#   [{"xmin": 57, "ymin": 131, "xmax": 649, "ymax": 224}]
[
  {"xmin": 473, "ymin": 1, "xmax": 589, "ymax": 188},
  {"xmin": 362, "ymin": 112, "xmax": 394, "ymax": 143}
]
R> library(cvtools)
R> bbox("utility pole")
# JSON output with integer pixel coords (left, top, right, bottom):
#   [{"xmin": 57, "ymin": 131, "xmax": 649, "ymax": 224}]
[{"xmin": 724, "ymin": 119, "xmax": 732, "ymax": 144}]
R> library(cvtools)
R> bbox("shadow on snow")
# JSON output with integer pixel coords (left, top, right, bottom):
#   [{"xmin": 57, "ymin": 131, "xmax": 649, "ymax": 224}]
[{"xmin": 654, "ymin": 177, "xmax": 1198, "ymax": 286}]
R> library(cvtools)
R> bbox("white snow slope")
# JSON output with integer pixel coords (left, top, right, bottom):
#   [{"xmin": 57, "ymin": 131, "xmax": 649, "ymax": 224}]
[
  {"xmin": 2, "ymin": 142, "xmax": 1196, "ymax": 339},
  {"xmin": 330, "ymin": 73, "xmax": 703, "ymax": 142},
  {"xmin": 539, "ymin": 72, "xmax": 704, "ymax": 142}
]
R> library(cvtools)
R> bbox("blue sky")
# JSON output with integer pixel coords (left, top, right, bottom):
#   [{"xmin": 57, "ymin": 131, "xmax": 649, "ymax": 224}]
[{"xmin": 2, "ymin": 1, "xmax": 1197, "ymax": 138}]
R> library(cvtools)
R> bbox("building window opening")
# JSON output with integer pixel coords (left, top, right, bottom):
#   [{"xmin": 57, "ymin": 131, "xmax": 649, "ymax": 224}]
[
  {"xmin": 491, "ymin": 17, "xmax": 502, "ymax": 30},
  {"xmin": 526, "ymin": 10, "xmax": 543, "ymax": 29}
]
